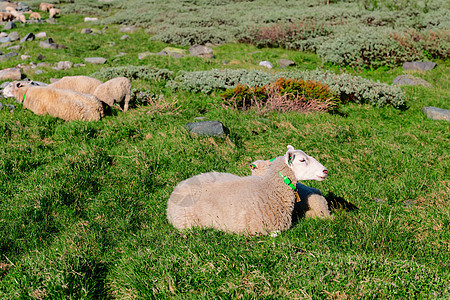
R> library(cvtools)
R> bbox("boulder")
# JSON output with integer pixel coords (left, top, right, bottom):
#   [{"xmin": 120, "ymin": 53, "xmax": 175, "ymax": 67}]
[
  {"xmin": 3, "ymin": 22, "xmax": 16, "ymax": 31},
  {"xmin": 259, "ymin": 61, "xmax": 273, "ymax": 69},
  {"xmin": 393, "ymin": 75, "xmax": 432, "ymax": 87},
  {"xmin": 20, "ymin": 33, "xmax": 35, "ymax": 43},
  {"xmin": 85, "ymin": 57, "xmax": 107, "ymax": 64},
  {"xmin": 403, "ymin": 62, "xmax": 437, "ymax": 72},
  {"xmin": 422, "ymin": 107, "xmax": 450, "ymax": 122},
  {"xmin": 279, "ymin": 59, "xmax": 296, "ymax": 68},
  {"xmin": 0, "ymin": 68, "xmax": 21, "ymax": 81},
  {"xmin": 189, "ymin": 45, "xmax": 214, "ymax": 58},
  {"xmin": 8, "ymin": 32, "xmax": 19, "ymax": 42},
  {"xmin": 185, "ymin": 121, "xmax": 226, "ymax": 137}
]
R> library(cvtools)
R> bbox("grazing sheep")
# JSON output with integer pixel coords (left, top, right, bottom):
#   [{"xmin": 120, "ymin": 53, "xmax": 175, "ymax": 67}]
[
  {"xmin": 250, "ymin": 159, "xmax": 332, "ymax": 219},
  {"xmin": 49, "ymin": 8, "xmax": 60, "ymax": 18},
  {"xmin": 29, "ymin": 12, "xmax": 41, "ymax": 20},
  {"xmin": 167, "ymin": 145, "xmax": 328, "ymax": 235},
  {"xmin": 0, "ymin": 12, "xmax": 14, "ymax": 22},
  {"xmin": 93, "ymin": 77, "xmax": 131, "ymax": 112},
  {"xmin": 39, "ymin": 2, "xmax": 54, "ymax": 12},
  {"xmin": 49, "ymin": 76, "xmax": 103, "ymax": 95},
  {"xmin": 16, "ymin": 13, "xmax": 26, "ymax": 23},
  {"xmin": 5, "ymin": 7, "xmax": 19, "ymax": 18},
  {"xmin": 8, "ymin": 81, "xmax": 104, "ymax": 121}
]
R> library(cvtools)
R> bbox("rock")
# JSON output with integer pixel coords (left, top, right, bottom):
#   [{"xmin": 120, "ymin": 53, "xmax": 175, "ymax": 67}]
[
  {"xmin": 158, "ymin": 47, "xmax": 186, "ymax": 58},
  {"xmin": 21, "ymin": 55, "xmax": 31, "ymax": 60},
  {"xmin": 8, "ymin": 32, "xmax": 19, "ymax": 42},
  {"xmin": 138, "ymin": 51, "xmax": 153, "ymax": 59},
  {"xmin": 422, "ymin": 106, "xmax": 450, "ymax": 122},
  {"xmin": 46, "ymin": 18, "xmax": 57, "ymax": 24},
  {"xmin": 259, "ymin": 61, "xmax": 273, "ymax": 69},
  {"xmin": 403, "ymin": 61, "xmax": 437, "ymax": 72},
  {"xmin": 3, "ymin": 22, "xmax": 16, "ymax": 31},
  {"xmin": 20, "ymin": 32, "xmax": 35, "ymax": 43},
  {"xmin": 85, "ymin": 57, "xmax": 107, "ymax": 64},
  {"xmin": 185, "ymin": 121, "xmax": 226, "ymax": 137},
  {"xmin": 35, "ymin": 32, "xmax": 47, "ymax": 38},
  {"xmin": 7, "ymin": 45, "xmax": 21, "ymax": 51},
  {"xmin": 74, "ymin": 63, "xmax": 86, "ymax": 68},
  {"xmin": 0, "ymin": 68, "xmax": 21, "ymax": 81},
  {"xmin": 279, "ymin": 59, "xmax": 296, "ymax": 68},
  {"xmin": 7, "ymin": 104, "xmax": 15, "ymax": 111},
  {"xmin": 5, "ymin": 52, "xmax": 16, "ymax": 58},
  {"xmin": 39, "ymin": 38, "xmax": 66, "ymax": 50},
  {"xmin": 120, "ymin": 34, "xmax": 130, "ymax": 40},
  {"xmin": 35, "ymin": 69, "xmax": 43, "ymax": 75},
  {"xmin": 54, "ymin": 61, "xmax": 73, "ymax": 70},
  {"xmin": 119, "ymin": 26, "xmax": 136, "ymax": 33},
  {"xmin": 189, "ymin": 45, "xmax": 214, "ymax": 58},
  {"xmin": 0, "ymin": 102, "xmax": 3, "ymax": 110},
  {"xmin": 84, "ymin": 17, "xmax": 98, "ymax": 22},
  {"xmin": 393, "ymin": 75, "xmax": 432, "ymax": 87},
  {"xmin": 81, "ymin": 28, "xmax": 92, "ymax": 34},
  {"xmin": 36, "ymin": 54, "xmax": 46, "ymax": 61},
  {"xmin": 0, "ymin": 37, "xmax": 11, "ymax": 43},
  {"xmin": 0, "ymin": 32, "xmax": 7, "ymax": 38}
]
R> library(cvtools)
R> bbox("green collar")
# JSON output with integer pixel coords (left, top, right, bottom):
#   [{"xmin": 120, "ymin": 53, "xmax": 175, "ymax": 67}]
[
  {"xmin": 22, "ymin": 92, "xmax": 26, "ymax": 103},
  {"xmin": 278, "ymin": 171, "xmax": 297, "ymax": 191}
]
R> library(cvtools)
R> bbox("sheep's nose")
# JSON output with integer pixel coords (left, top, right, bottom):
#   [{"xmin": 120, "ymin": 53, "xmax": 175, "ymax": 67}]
[{"xmin": 323, "ymin": 169, "xmax": 328, "ymax": 175}]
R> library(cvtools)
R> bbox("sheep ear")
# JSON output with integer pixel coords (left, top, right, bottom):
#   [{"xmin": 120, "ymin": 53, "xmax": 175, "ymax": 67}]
[
  {"xmin": 286, "ymin": 146, "xmax": 295, "ymax": 166},
  {"xmin": 287, "ymin": 145, "xmax": 295, "ymax": 152}
]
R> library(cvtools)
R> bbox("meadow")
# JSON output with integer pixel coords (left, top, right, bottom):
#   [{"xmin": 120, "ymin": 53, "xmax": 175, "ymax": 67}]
[{"xmin": 0, "ymin": 0, "xmax": 449, "ymax": 298}]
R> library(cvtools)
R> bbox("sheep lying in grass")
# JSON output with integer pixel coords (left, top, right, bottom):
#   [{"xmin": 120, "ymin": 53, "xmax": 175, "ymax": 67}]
[
  {"xmin": 7, "ymin": 81, "xmax": 104, "ymax": 121},
  {"xmin": 93, "ymin": 77, "xmax": 132, "ymax": 112},
  {"xmin": 167, "ymin": 145, "xmax": 328, "ymax": 235},
  {"xmin": 250, "ymin": 159, "xmax": 332, "ymax": 219},
  {"xmin": 49, "ymin": 76, "xmax": 103, "ymax": 95}
]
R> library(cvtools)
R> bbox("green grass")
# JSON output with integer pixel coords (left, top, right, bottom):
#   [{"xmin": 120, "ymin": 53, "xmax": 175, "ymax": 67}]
[{"xmin": 0, "ymin": 4, "xmax": 449, "ymax": 300}]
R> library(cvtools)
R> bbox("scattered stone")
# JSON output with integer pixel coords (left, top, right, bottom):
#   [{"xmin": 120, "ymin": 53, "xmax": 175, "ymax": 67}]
[
  {"xmin": 138, "ymin": 51, "xmax": 153, "ymax": 59},
  {"xmin": 81, "ymin": 28, "xmax": 92, "ymax": 34},
  {"xmin": 3, "ymin": 22, "xmax": 16, "ymax": 31},
  {"xmin": 158, "ymin": 47, "xmax": 186, "ymax": 58},
  {"xmin": 74, "ymin": 63, "xmax": 86, "ymax": 68},
  {"xmin": 0, "ymin": 37, "xmax": 11, "ymax": 43},
  {"xmin": 20, "ymin": 32, "xmax": 35, "ymax": 43},
  {"xmin": 84, "ymin": 17, "xmax": 98, "ymax": 22},
  {"xmin": 279, "ymin": 58, "xmax": 296, "ymax": 68},
  {"xmin": 39, "ymin": 38, "xmax": 66, "ymax": 50},
  {"xmin": 0, "ymin": 68, "xmax": 21, "ymax": 81},
  {"xmin": 35, "ymin": 32, "xmax": 47, "ymax": 38},
  {"xmin": 115, "ymin": 52, "xmax": 127, "ymax": 57},
  {"xmin": 8, "ymin": 45, "xmax": 21, "ymax": 51},
  {"xmin": 8, "ymin": 32, "xmax": 19, "ymax": 42},
  {"xmin": 0, "ymin": 32, "xmax": 7, "ymax": 38},
  {"xmin": 403, "ymin": 61, "xmax": 437, "ymax": 72},
  {"xmin": 119, "ymin": 26, "xmax": 136, "ymax": 33},
  {"xmin": 36, "ymin": 54, "xmax": 47, "ymax": 61},
  {"xmin": 259, "ymin": 61, "xmax": 273, "ymax": 69},
  {"xmin": 120, "ymin": 34, "xmax": 130, "ymax": 40},
  {"xmin": 21, "ymin": 54, "xmax": 31, "ymax": 60},
  {"xmin": 54, "ymin": 61, "xmax": 73, "ymax": 70},
  {"xmin": 185, "ymin": 121, "xmax": 226, "ymax": 137},
  {"xmin": 393, "ymin": 74, "xmax": 432, "ymax": 87},
  {"xmin": 189, "ymin": 44, "xmax": 214, "ymax": 58},
  {"xmin": 422, "ymin": 106, "xmax": 450, "ymax": 122},
  {"xmin": 35, "ymin": 69, "xmax": 43, "ymax": 75},
  {"xmin": 5, "ymin": 52, "xmax": 16, "ymax": 58},
  {"xmin": 7, "ymin": 104, "xmax": 15, "ymax": 111},
  {"xmin": 85, "ymin": 57, "xmax": 107, "ymax": 64}
]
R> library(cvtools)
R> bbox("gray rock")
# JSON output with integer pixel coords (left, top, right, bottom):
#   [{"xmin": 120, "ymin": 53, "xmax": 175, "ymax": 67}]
[
  {"xmin": 84, "ymin": 17, "xmax": 98, "ymax": 22},
  {"xmin": 39, "ymin": 38, "xmax": 66, "ymax": 50},
  {"xmin": 0, "ymin": 32, "xmax": 7, "ymax": 38},
  {"xmin": 54, "ymin": 61, "xmax": 73, "ymax": 70},
  {"xmin": 189, "ymin": 44, "xmax": 214, "ymax": 58},
  {"xmin": 185, "ymin": 121, "xmax": 226, "ymax": 137},
  {"xmin": 279, "ymin": 59, "xmax": 296, "ymax": 68},
  {"xmin": 393, "ymin": 75, "xmax": 432, "ymax": 87},
  {"xmin": 259, "ymin": 61, "xmax": 273, "ymax": 69},
  {"xmin": 8, "ymin": 32, "xmax": 19, "ymax": 42},
  {"xmin": 8, "ymin": 45, "xmax": 21, "ymax": 51},
  {"xmin": 0, "ymin": 102, "xmax": 3, "ymax": 110},
  {"xmin": 0, "ymin": 37, "xmax": 11, "ymax": 43},
  {"xmin": 20, "ymin": 33, "xmax": 35, "ymax": 43},
  {"xmin": 4, "ymin": 52, "xmax": 17, "ymax": 58},
  {"xmin": 120, "ymin": 35, "xmax": 130, "ymax": 40},
  {"xmin": 81, "ymin": 28, "xmax": 92, "ymax": 34},
  {"xmin": 138, "ymin": 51, "xmax": 153, "ymax": 59},
  {"xmin": 7, "ymin": 104, "xmax": 15, "ymax": 110},
  {"xmin": 20, "ymin": 55, "xmax": 31, "ymax": 60},
  {"xmin": 158, "ymin": 47, "xmax": 186, "ymax": 58},
  {"xmin": 403, "ymin": 61, "xmax": 437, "ymax": 71},
  {"xmin": 85, "ymin": 57, "xmax": 107, "ymax": 64},
  {"xmin": 35, "ymin": 69, "xmax": 43, "ymax": 74},
  {"xmin": 422, "ymin": 106, "xmax": 450, "ymax": 122},
  {"xmin": 0, "ymin": 68, "xmax": 21, "ymax": 81},
  {"xmin": 3, "ymin": 22, "xmax": 16, "ymax": 31},
  {"xmin": 119, "ymin": 26, "xmax": 136, "ymax": 33},
  {"xmin": 35, "ymin": 32, "xmax": 47, "ymax": 38}
]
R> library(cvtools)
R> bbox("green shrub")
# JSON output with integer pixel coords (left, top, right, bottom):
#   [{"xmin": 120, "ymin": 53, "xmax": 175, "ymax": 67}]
[
  {"xmin": 167, "ymin": 68, "xmax": 406, "ymax": 108},
  {"xmin": 90, "ymin": 65, "xmax": 174, "ymax": 81}
]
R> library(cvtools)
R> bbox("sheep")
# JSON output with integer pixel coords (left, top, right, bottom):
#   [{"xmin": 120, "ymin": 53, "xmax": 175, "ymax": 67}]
[
  {"xmin": 7, "ymin": 81, "xmax": 104, "ymax": 121},
  {"xmin": 49, "ymin": 75, "xmax": 103, "ymax": 95},
  {"xmin": 250, "ymin": 159, "xmax": 332, "ymax": 219},
  {"xmin": 39, "ymin": 2, "xmax": 54, "ymax": 12},
  {"xmin": 0, "ymin": 12, "xmax": 14, "ymax": 22},
  {"xmin": 29, "ymin": 12, "xmax": 41, "ymax": 20},
  {"xmin": 92, "ymin": 77, "xmax": 131, "ymax": 112},
  {"xmin": 49, "ymin": 8, "xmax": 60, "ymax": 18},
  {"xmin": 16, "ymin": 13, "xmax": 26, "ymax": 23},
  {"xmin": 167, "ymin": 145, "xmax": 328, "ymax": 235},
  {"xmin": 5, "ymin": 7, "xmax": 19, "ymax": 18}
]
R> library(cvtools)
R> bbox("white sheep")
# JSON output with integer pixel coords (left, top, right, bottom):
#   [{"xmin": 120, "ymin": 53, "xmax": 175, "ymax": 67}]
[
  {"xmin": 29, "ymin": 12, "xmax": 41, "ymax": 20},
  {"xmin": 92, "ymin": 77, "xmax": 131, "ymax": 112},
  {"xmin": 39, "ymin": 2, "xmax": 54, "ymax": 12},
  {"xmin": 250, "ymin": 159, "xmax": 332, "ymax": 219},
  {"xmin": 49, "ymin": 8, "xmax": 60, "ymax": 18},
  {"xmin": 7, "ymin": 81, "xmax": 104, "ymax": 121},
  {"xmin": 167, "ymin": 145, "xmax": 328, "ymax": 235},
  {"xmin": 49, "ymin": 75, "xmax": 103, "ymax": 95}
]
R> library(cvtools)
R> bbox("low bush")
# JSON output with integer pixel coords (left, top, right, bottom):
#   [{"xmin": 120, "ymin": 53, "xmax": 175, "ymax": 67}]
[
  {"xmin": 167, "ymin": 69, "xmax": 406, "ymax": 108},
  {"xmin": 90, "ymin": 65, "xmax": 174, "ymax": 81}
]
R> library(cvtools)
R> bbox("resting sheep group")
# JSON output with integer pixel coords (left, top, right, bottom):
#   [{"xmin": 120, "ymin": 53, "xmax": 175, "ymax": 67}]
[
  {"xmin": 167, "ymin": 145, "xmax": 328, "ymax": 235},
  {"xmin": 250, "ymin": 159, "xmax": 332, "ymax": 219}
]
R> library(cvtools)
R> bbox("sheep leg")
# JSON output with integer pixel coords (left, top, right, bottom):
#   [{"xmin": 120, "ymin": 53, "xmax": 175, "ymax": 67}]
[{"xmin": 123, "ymin": 92, "xmax": 131, "ymax": 112}]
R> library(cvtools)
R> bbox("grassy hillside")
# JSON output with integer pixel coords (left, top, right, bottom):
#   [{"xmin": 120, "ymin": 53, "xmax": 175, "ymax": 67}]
[{"xmin": 0, "ymin": 0, "xmax": 449, "ymax": 298}]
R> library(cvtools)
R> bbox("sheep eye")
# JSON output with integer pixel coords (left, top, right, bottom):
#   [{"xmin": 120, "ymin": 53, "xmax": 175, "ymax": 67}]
[{"xmin": 299, "ymin": 158, "xmax": 306, "ymax": 162}]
